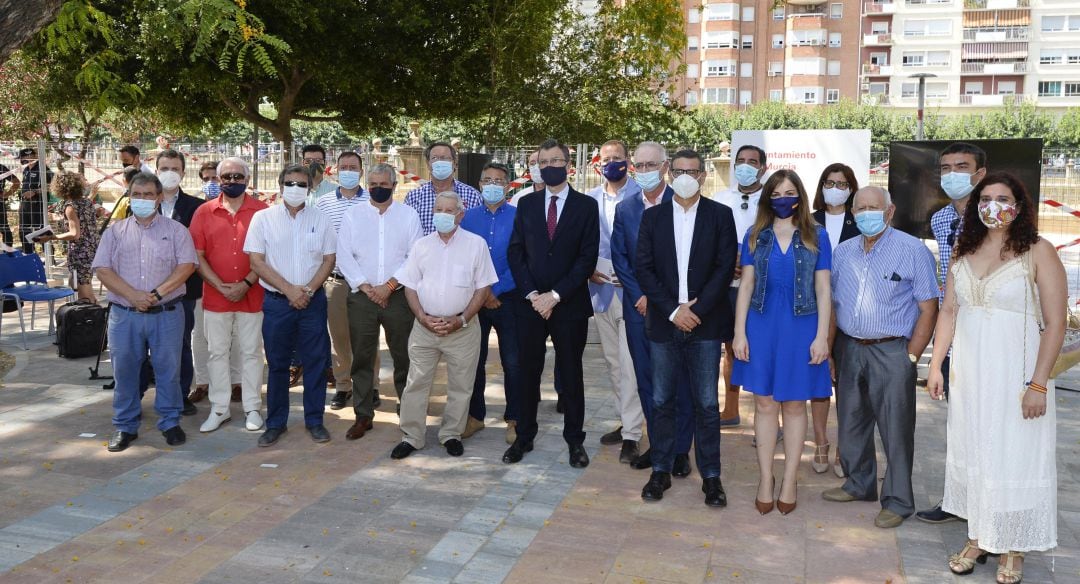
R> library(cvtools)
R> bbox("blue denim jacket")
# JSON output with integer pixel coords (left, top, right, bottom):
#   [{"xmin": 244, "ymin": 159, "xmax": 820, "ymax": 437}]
[{"xmin": 749, "ymin": 226, "xmax": 819, "ymax": 316}]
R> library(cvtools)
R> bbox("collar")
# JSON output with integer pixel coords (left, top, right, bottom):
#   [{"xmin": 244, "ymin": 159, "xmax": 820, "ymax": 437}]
[
  {"xmin": 673, "ymin": 198, "xmax": 700, "ymax": 214},
  {"xmin": 483, "ymin": 202, "xmax": 509, "ymax": 215},
  {"xmin": 213, "ymin": 193, "xmax": 257, "ymax": 212},
  {"xmin": 546, "ymin": 185, "xmax": 569, "ymax": 199},
  {"xmin": 861, "ymin": 226, "xmax": 894, "ymax": 252},
  {"xmin": 336, "ymin": 186, "xmax": 365, "ymax": 200}
]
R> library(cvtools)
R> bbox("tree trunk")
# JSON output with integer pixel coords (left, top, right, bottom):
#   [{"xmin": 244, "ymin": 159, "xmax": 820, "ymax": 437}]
[{"xmin": 0, "ymin": 0, "xmax": 65, "ymax": 64}]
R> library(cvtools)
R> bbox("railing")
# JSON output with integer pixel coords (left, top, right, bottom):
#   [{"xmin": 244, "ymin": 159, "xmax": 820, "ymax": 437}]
[
  {"xmin": 965, "ymin": 0, "xmax": 1030, "ymax": 8},
  {"xmin": 863, "ymin": 33, "xmax": 893, "ymax": 45},
  {"xmin": 863, "ymin": 1, "xmax": 898, "ymax": 13},
  {"xmin": 959, "ymin": 93, "xmax": 1025, "ymax": 105},
  {"xmin": 862, "ymin": 64, "xmax": 895, "ymax": 75},
  {"xmin": 962, "ymin": 27, "xmax": 1030, "ymax": 41},
  {"xmin": 960, "ymin": 61, "xmax": 1028, "ymax": 73}
]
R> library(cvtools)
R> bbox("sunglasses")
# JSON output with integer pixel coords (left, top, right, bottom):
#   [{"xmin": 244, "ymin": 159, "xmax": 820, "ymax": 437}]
[
  {"xmin": 740, "ymin": 194, "xmax": 750, "ymax": 210},
  {"xmin": 283, "ymin": 181, "xmax": 308, "ymax": 188},
  {"xmin": 220, "ymin": 173, "xmax": 246, "ymax": 182},
  {"xmin": 947, "ymin": 217, "xmax": 960, "ymax": 247}
]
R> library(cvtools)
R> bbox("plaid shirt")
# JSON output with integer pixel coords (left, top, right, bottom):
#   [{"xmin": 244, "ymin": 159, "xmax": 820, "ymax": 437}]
[
  {"xmin": 930, "ymin": 203, "xmax": 963, "ymax": 297},
  {"xmin": 404, "ymin": 179, "xmax": 482, "ymax": 235}
]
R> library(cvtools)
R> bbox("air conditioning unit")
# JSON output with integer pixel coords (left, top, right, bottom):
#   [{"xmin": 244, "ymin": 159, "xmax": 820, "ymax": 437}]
[
  {"xmin": 769, "ymin": 71, "xmax": 782, "ymax": 77},
  {"xmin": 861, "ymin": 83, "xmax": 871, "ymax": 91},
  {"xmin": 809, "ymin": 39, "xmax": 823, "ymax": 46}
]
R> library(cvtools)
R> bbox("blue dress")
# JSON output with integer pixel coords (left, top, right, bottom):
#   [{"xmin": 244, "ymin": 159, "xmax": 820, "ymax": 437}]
[{"xmin": 732, "ymin": 226, "xmax": 833, "ymax": 401}]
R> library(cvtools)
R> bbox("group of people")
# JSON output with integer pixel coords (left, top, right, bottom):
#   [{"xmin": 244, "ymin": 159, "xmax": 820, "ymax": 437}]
[{"xmin": 33, "ymin": 136, "xmax": 1060, "ymax": 584}]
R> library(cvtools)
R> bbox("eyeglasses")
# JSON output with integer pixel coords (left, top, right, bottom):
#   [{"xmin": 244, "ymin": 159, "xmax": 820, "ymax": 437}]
[
  {"xmin": 479, "ymin": 178, "xmax": 507, "ymax": 186},
  {"xmin": 302, "ymin": 158, "xmax": 324, "ymax": 166},
  {"xmin": 634, "ymin": 161, "xmax": 663, "ymax": 172},
  {"xmin": 823, "ymin": 180, "xmax": 850, "ymax": 189},
  {"xmin": 429, "ymin": 155, "xmax": 454, "ymax": 163},
  {"xmin": 538, "ymin": 158, "xmax": 568, "ymax": 168},
  {"xmin": 670, "ymin": 169, "xmax": 702, "ymax": 178},
  {"xmin": 220, "ymin": 173, "xmax": 246, "ymax": 182},
  {"xmin": 740, "ymin": 194, "xmax": 750, "ymax": 210},
  {"xmin": 947, "ymin": 217, "xmax": 960, "ymax": 247},
  {"xmin": 283, "ymin": 181, "xmax": 308, "ymax": 188}
]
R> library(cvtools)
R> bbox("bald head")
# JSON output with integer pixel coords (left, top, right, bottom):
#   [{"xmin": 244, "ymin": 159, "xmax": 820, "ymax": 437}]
[{"xmin": 853, "ymin": 186, "xmax": 892, "ymax": 210}]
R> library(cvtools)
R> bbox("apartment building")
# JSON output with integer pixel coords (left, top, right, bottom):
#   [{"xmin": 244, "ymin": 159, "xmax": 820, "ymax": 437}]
[{"xmin": 859, "ymin": 0, "xmax": 1080, "ymax": 112}]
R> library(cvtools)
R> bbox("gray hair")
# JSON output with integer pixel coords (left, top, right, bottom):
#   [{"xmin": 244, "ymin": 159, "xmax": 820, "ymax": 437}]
[
  {"xmin": 434, "ymin": 190, "xmax": 463, "ymax": 212},
  {"xmin": 368, "ymin": 163, "xmax": 398, "ymax": 185},
  {"xmin": 854, "ymin": 185, "xmax": 892, "ymax": 208},
  {"xmin": 217, "ymin": 157, "xmax": 250, "ymax": 178},
  {"xmin": 634, "ymin": 141, "xmax": 668, "ymax": 161},
  {"xmin": 278, "ymin": 163, "xmax": 311, "ymax": 186}
]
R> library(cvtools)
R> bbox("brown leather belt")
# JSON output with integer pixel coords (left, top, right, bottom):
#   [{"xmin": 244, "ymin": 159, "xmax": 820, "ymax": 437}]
[{"xmin": 852, "ymin": 336, "xmax": 902, "ymax": 346}]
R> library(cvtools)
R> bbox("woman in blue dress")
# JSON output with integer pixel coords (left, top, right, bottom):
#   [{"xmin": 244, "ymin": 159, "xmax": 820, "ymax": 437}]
[{"xmin": 732, "ymin": 169, "xmax": 833, "ymax": 516}]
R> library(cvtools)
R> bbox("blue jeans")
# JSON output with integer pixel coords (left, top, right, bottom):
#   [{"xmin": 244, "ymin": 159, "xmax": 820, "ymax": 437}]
[
  {"xmin": 469, "ymin": 293, "xmax": 522, "ymax": 421},
  {"xmin": 263, "ymin": 289, "xmax": 330, "ymax": 429},
  {"xmin": 110, "ymin": 303, "xmax": 184, "ymax": 433},
  {"xmin": 138, "ymin": 297, "xmax": 196, "ymax": 396},
  {"xmin": 649, "ymin": 332, "xmax": 722, "ymax": 478},
  {"xmin": 624, "ymin": 313, "xmax": 694, "ymax": 452}
]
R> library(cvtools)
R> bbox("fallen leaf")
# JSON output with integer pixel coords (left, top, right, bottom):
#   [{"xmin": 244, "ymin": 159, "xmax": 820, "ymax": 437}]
[{"xmin": 71, "ymin": 556, "xmax": 79, "ymax": 562}]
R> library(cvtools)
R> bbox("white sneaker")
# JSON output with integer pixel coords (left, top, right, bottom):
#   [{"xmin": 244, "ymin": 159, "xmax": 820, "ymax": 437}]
[
  {"xmin": 245, "ymin": 410, "xmax": 264, "ymax": 431},
  {"xmin": 200, "ymin": 411, "xmax": 231, "ymax": 433}
]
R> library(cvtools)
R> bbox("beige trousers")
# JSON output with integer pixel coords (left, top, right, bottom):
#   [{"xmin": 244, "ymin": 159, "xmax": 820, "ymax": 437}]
[{"xmin": 325, "ymin": 276, "xmax": 353, "ymax": 388}]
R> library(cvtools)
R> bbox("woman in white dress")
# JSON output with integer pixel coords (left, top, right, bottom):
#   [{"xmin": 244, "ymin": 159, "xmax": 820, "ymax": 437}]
[{"xmin": 928, "ymin": 172, "xmax": 1066, "ymax": 584}]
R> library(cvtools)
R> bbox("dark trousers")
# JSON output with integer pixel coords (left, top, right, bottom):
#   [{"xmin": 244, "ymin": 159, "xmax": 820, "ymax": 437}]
[
  {"xmin": 624, "ymin": 311, "xmax": 694, "ymax": 452},
  {"xmin": 347, "ymin": 289, "xmax": 412, "ymax": 419},
  {"xmin": 515, "ymin": 302, "xmax": 588, "ymax": 447},
  {"xmin": 138, "ymin": 297, "xmax": 197, "ymax": 396},
  {"xmin": 18, "ymin": 198, "xmax": 44, "ymax": 254},
  {"xmin": 649, "ymin": 332, "xmax": 722, "ymax": 478},
  {"xmin": 469, "ymin": 293, "xmax": 522, "ymax": 422},
  {"xmin": 263, "ymin": 289, "xmax": 329, "ymax": 429},
  {"xmin": 0, "ymin": 224, "xmax": 12, "ymax": 247},
  {"xmin": 834, "ymin": 333, "xmax": 916, "ymax": 517}
]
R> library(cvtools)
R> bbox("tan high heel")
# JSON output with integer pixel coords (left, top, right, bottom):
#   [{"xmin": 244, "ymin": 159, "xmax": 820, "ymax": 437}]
[
  {"xmin": 996, "ymin": 552, "xmax": 1023, "ymax": 584},
  {"xmin": 811, "ymin": 443, "xmax": 830, "ymax": 474},
  {"xmin": 755, "ymin": 477, "xmax": 775, "ymax": 515},
  {"xmin": 948, "ymin": 540, "xmax": 990, "ymax": 575},
  {"xmin": 777, "ymin": 479, "xmax": 797, "ymax": 515}
]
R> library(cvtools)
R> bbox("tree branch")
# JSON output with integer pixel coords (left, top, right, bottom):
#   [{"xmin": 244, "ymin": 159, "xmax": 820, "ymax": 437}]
[{"xmin": 291, "ymin": 112, "xmax": 344, "ymax": 122}]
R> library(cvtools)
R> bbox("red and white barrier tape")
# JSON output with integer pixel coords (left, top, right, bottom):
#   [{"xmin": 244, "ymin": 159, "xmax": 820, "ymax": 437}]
[{"xmin": 0, "ymin": 160, "xmax": 35, "ymax": 182}]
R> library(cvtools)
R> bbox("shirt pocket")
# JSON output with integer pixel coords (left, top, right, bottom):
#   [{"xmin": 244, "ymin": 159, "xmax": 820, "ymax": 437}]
[
  {"xmin": 451, "ymin": 264, "xmax": 472, "ymax": 288},
  {"xmin": 304, "ymin": 233, "xmax": 323, "ymax": 261}
]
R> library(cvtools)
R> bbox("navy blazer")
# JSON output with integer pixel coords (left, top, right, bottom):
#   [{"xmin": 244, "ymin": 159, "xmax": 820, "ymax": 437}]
[
  {"xmin": 813, "ymin": 209, "xmax": 860, "ymax": 245},
  {"xmin": 610, "ymin": 185, "xmax": 674, "ymax": 321},
  {"xmin": 507, "ymin": 186, "xmax": 599, "ymax": 322},
  {"xmin": 636, "ymin": 196, "xmax": 738, "ymax": 342}
]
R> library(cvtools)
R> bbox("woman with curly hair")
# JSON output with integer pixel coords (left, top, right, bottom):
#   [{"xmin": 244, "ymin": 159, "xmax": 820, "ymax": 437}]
[
  {"xmin": 928, "ymin": 171, "xmax": 1065, "ymax": 584},
  {"xmin": 43, "ymin": 172, "xmax": 101, "ymax": 301}
]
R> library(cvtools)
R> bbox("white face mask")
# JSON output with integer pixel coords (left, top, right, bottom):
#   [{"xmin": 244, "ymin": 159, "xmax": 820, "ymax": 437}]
[
  {"xmin": 671, "ymin": 174, "xmax": 700, "ymax": 199},
  {"xmin": 282, "ymin": 185, "xmax": 308, "ymax": 207},
  {"xmin": 822, "ymin": 187, "xmax": 850, "ymax": 207},
  {"xmin": 158, "ymin": 170, "xmax": 182, "ymax": 190},
  {"xmin": 529, "ymin": 164, "xmax": 543, "ymax": 183}
]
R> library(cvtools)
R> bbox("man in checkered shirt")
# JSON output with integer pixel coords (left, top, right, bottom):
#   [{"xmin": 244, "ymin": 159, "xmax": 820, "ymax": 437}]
[{"xmin": 404, "ymin": 142, "xmax": 482, "ymax": 235}]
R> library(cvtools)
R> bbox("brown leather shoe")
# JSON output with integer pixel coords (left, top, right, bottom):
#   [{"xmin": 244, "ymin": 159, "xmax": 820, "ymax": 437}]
[
  {"xmin": 288, "ymin": 365, "xmax": 303, "ymax": 387},
  {"xmin": 231, "ymin": 384, "xmax": 241, "ymax": 403},
  {"xmin": 462, "ymin": 416, "xmax": 485, "ymax": 439},
  {"xmin": 188, "ymin": 384, "xmax": 208, "ymax": 403},
  {"xmin": 346, "ymin": 417, "xmax": 373, "ymax": 440}
]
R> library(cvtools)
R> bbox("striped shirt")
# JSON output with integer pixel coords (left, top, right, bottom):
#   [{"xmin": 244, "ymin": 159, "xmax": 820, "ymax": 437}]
[
  {"xmin": 831, "ymin": 227, "xmax": 939, "ymax": 340},
  {"xmin": 91, "ymin": 215, "xmax": 198, "ymax": 307},
  {"xmin": 305, "ymin": 179, "xmax": 338, "ymax": 208},
  {"xmin": 315, "ymin": 187, "xmax": 369, "ymax": 233},
  {"xmin": 930, "ymin": 203, "xmax": 963, "ymax": 296},
  {"xmin": 404, "ymin": 179, "xmax": 483, "ymax": 235},
  {"xmin": 243, "ymin": 203, "xmax": 336, "ymax": 292}
]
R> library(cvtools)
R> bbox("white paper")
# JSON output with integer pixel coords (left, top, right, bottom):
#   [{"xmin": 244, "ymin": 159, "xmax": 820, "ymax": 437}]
[
  {"xmin": 78, "ymin": 432, "xmax": 97, "ymax": 438},
  {"xmin": 24, "ymin": 225, "xmax": 53, "ymax": 243},
  {"xmin": 595, "ymin": 257, "xmax": 615, "ymax": 278},
  {"xmin": 260, "ymin": 463, "xmax": 279, "ymax": 468}
]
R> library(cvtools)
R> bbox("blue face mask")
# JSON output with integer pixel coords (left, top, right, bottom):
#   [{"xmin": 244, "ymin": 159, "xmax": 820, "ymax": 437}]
[
  {"xmin": 338, "ymin": 170, "xmax": 361, "ymax": 189},
  {"xmin": 602, "ymin": 160, "xmax": 628, "ymax": 182},
  {"xmin": 431, "ymin": 160, "xmax": 454, "ymax": 181},
  {"xmin": 734, "ymin": 163, "xmax": 760, "ymax": 187},
  {"xmin": 432, "ymin": 212, "xmax": 457, "ymax": 234},
  {"xmin": 855, "ymin": 210, "xmax": 887, "ymax": 237},
  {"xmin": 481, "ymin": 184, "xmax": 505, "ymax": 205},
  {"xmin": 130, "ymin": 198, "xmax": 157, "ymax": 218},
  {"xmin": 635, "ymin": 170, "xmax": 662, "ymax": 192},
  {"xmin": 940, "ymin": 172, "xmax": 975, "ymax": 200},
  {"xmin": 203, "ymin": 181, "xmax": 221, "ymax": 199},
  {"xmin": 770, "ymin": 196, "xmax": 798, "ymax": 219}
]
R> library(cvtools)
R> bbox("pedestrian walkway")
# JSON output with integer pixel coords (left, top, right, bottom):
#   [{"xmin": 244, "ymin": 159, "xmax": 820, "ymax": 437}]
[{"xmin": 0, "ymin": 319, "xmax": 1077, "ymax": 583}]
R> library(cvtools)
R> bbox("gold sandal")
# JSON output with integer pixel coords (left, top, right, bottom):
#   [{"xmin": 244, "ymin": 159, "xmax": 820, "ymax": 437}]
[
  {"xmin": 996, "ymin": 551, "xmax": 1023, "ymax": 584},
  {"xmin": 811, "ymin": 443, "xmax": 830, "ymax": 473},
  {"xmin": 948, "ymin": 540, "xmax": 990, "ymax": 575}
]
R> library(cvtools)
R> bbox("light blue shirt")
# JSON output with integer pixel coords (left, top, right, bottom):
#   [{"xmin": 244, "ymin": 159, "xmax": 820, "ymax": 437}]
[
  {"xmin": 832, "ymin": 227, "xmax": 939, "ymax": 340},
  {"xmin": 585, "ymin": 178, "xmax": 641, "ymax": 312}
]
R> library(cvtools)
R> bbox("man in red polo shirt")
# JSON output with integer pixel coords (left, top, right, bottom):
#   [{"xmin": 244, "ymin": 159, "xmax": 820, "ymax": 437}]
[{"xmin": 189, "ymin": 157, "xmax": 270, "ymax": 433}]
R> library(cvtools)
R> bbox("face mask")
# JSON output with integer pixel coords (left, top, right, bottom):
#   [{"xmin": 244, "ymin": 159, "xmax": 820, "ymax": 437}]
[
  {"xmin": 431, "ymin": 160, "xmax": 454, "ymax": 181},
  {"xmin": 635, "ymin": 170, "xmax": 662, "ymax": 192},
  {"xmin": 540, "ymin": 165, "xmax": 567, "ymax": 186},
  {"xmin": 203, "ymin": 181, "xmax": 221, "ymax": 199},
  {"xmin": 432, "ymin": 212, "xmax": 457, "ymax": 234},
  {"xmin": 158, "ymin": 170, "xmax": 181, "ymax": 190},
  {"xmin": 221, "ymin": 182, "xmax": 247, "ymax": 198},
  {"xmin": 282, "ymin": 185, "xmax": 308, "ymax": 207},
  {"xmin": 529, "ymin": 164, "xmax": 543, "ymax": 183},
  {"xmin": 823, "ymin": 187, "xmax": 850, "ymax": 207},
  {"xmin": 941, "ymin": 172, "xmax": 975, "ymax": 200},
  {"xmin": 308, "ymin": 161, "xmax": 324, "ymax": 178},
  {"xmin": 481, "ymin": 184, "xmax": 506, "ymax": 205},
  {"xmin": 978, "ymin": 200, "xmax": 1018, "ymax": 229},
  {"xmin": 770, "ymin": 196, "xmax": 799, "ymax": 219},
  {"xmin": 671, "ymin": 174, "xmax": 700, "ymax": 199},
  {"xmin": 338, "ymin": 170, "xmax": 361, "ymax": 189},
  {"xmin": 369, "ymin": 186, "xmax": 393, "ymax": 204},
  {"xmin": 734, "ymin": 163, "xmax": 760, "ymax": 187},
  {"xmin": 855, "ymin": 210, "xmax": 887, "ymax": 237},
  {"xmin": 130, "ymin": 198, "xmax": 157, "ymax": 218},
  {"xmin": 602, "ymin": 160, "xmax": 628, "ymax": 182}
]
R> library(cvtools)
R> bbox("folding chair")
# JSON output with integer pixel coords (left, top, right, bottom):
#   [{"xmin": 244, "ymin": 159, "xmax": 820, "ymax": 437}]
[{"xmin": 0, "ymin": 251, "xmax": 75, "ymax": 349}]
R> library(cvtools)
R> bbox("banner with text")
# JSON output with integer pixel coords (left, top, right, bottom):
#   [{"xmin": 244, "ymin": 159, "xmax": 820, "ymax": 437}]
[{"xmin": 731, "ymin": 129, "xmax": 872, "ymax": 193}]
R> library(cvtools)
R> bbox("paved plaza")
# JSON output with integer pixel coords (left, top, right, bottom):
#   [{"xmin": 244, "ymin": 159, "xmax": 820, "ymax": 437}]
[{"xmin": 0, "ymin": 316, "xmax": 1078, "ymax": 583}]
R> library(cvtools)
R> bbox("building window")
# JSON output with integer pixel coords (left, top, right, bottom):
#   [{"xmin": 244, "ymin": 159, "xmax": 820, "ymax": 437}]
[
  {"xmin": 773, "ymin": 6, "xmax": 785, "ymax": 20},
  {"xmin": 707, "ymin": 3, "xmax": 738, "ymax": 21},
  {"xmin": 927, "ymin": 51, "xmax": 950, "ymax": 67},
  {"xmin": 742, "ymin": 36, "xmax": 754, "ymax": 49},
  {"xmin": 828, "ymin": 60, "xmax": 841, "ymax": 76},
  {"xmin": 689, "ymin": 7, "xmax": 700, "ymax": 24},
  {"xmin": 772, "ymin": 34, "xmax": 784, "ymax": 48},
  {"xmin": 703, "ymin": 88, "xmax": 737, "ymax": 104},
  {"xmin": 964, "ymin": 81, "xmax": 984, "ymax": 95},
  {"xmin": 801, "ymin": 89, "xmax": 820, "ymax": 104},
  {"xmin": 769, "ymin": 62, "xmax": 784, "ymax": 76},
  {"xmin": 1066, "ymin": 83, "xmax": 1080, "ymax": 97},
  {"xmin": 688, "ymin": 36, "xmax": 699, "ymax": 51},
  {"xmin": 871, "ymin": 21, "xmax": 889, "ymax": 35},
  {"xmin": 901, "ymin": 82, "xmax": 918, "ymax": 98},
  {"xmin": 829, "ymin": 33, "xmax": 841, "ymax": 48},
  {"xmin": 830, "ymin": 3, "xmax": 843, "ymax": 19},
  {"xmin": 705, "ymin": 60, "xmax": 736, "ymax": 77},
  {"xmin": 926, "ymin": 82, "xmax": 948, "ymax": 98},
  {"xmin": 826, "ymin": 89, "xmax": 840, "ymax": 103},
  {"xmin": 790, "ymin": 30, "xmax": 826, "ymax": 46},
  {"xmin": 740, "ymin": 90, "xmax": 752, "ymax": 105},
  {"xmin": 770, "ymin": 89, "xmax": 783, "ymax": 102},
  {"xmin": 1040, "ymin": 50, "xmax": 1063, "ymax": 65},
  {"xmin": 1040, "ymin": 16, "xmax": 1064, "ymax": 32},
  {"xmin": 742, "ymin": 6, "xmax": 755, "ymax": 21},
  {"xmin": 741, "ymin": 62, "xmax": 753, "ymax": 77},
  {"xmin": 687, "ymin": 64, "xmax": 700, "ymax": 78},
  {"xmin": 902, "ymin": 52, "xmax": 925, "ymax": 67},
  {"xmin": 1039, "ymin": 81, "xmax": 1061, "ymax": 96},
  {"xmin": 705, "ymin": 31, "xmax": 740, "ymax": 49},
  {"xmin": 997, "ymin": 81, "xmax": 1016, "ymax": 95},
  {"xmin": 685, "ymin": 90, "xmax": 698, "ymax": 105},
  {"xmin": 904, "ymin": 19, "xmax": 951, "ymax": 38}
]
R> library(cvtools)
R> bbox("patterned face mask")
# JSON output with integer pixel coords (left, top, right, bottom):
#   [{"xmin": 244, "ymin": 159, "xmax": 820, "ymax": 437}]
[{"xmin": 977, "ymin": 200, "xmax": 1018, "ymax": 229}]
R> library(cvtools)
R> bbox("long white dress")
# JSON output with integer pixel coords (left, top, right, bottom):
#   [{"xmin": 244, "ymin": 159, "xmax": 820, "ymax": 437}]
[{"xmin": 943, "ymin": 255, "xmax": 1057, "ymax": 553}]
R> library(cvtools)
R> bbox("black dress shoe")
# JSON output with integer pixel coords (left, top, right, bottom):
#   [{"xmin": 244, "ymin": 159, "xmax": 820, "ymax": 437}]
[
  {"xmin": 444, "ymin": 439, "xmax": 464, "ymax": 457},
  {"xmin": 373, "ymin": 394, "xmax": 382, "ymax": 408},
  {"xmin": 391, "ymin": 441, "xmax": 417, "ymax": 459},
  {"xmin": 307, "ymin": 424, "xmax": 331, "ymax": 443},
  {"xmin": 107, "ymin": 430, "xmax": 137, "ymax": 452},
  {"xmin": 258, "ymin": 426, "xmax": 287, "ymax": 447},
  {"xmin": 568, "ymin": 444, "xmax": 590, "ymax": 468},
  {"xmin": 630, "ymin": 448, "xmax": 652, "ymax": 470},
  {"xmin": 556, "ymin": 396, "xmax": 565, "ymax": 414},
  {"xmin": 329, "ymin": 391, "xmax": 351, "ymax": 410},
  {"xmin": 600, "ymin": 425, "xmax": 624, "ymax": 445},
  {"xmin": 162, "ymin": 425, "xmax": 186, "ymax": 446},
  {"xmin": 619, "ymin": 440, "xmax": 640, "ymax": 464},
  {"xmin": 915, "ymin": 504, "xmax": 962, "ymax": 524},
  {"xmin": 703, "ymin": 476, "xmax": 727, "ymax": 507},
  {"xmin": 181, "ymin": 397, "xmax": 197, "ymax": 416},
  {"xmin": 641, "ymin": 471, "xmax": 672, "ymax": 501},
  {"xmin": 502, "ymin": 440, "xmax": 534, "ymax": 464},
  {"xmin": 672, "ymin": 453, "xmax": 691, "ymax": 478}
]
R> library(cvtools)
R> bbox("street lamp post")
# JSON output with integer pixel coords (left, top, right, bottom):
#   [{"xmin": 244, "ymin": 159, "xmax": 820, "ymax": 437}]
[{"xmin": 910, "ymin": 73, "xmax": 937, "ymax": 141}]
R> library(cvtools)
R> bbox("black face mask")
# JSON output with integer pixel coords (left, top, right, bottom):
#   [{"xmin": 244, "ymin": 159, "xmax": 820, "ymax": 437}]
[
  {"xmin": 308, "ymin": 161, "xmax": 324, "ymax": 176},
  {"xmin": 369, "ymin": 186, "xmax": 393, "ymax": 203}
]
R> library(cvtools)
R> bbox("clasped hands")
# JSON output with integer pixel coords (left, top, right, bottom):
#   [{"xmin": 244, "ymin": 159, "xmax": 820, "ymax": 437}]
[
  {"xmin": 359, "ymin": 282, "xmax": 393, "ymax": 308},
  {"xmin": 216, "ymin": 280, "xmax": 252, "ymax": 304},
  {"xmin": 421, "ymin": 314, "xmax": 463, "ymax": 337},
  {"xmin": 529, "ymin": 291, "xmax": 559, "ymax": 320}
]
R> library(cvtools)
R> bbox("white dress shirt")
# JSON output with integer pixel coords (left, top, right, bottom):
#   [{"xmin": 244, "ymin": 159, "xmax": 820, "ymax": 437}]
[
  {"xmin": 544, "ymin": 186, "xmax": 569, "ymax": 224},
  {"xmin": 714, "ymin": 186, "xmax": 762, "ymax": 288},
  {"xmin": 398, "ymin": 228, "xmax": 499, "ymax": 317},
  {"xmin": 336, "ymin": 201, "xmax": 422, "ymax": 291},
  {"xmin": 243, "ymin": 203, "xmax": 336, "ymax": 292},
  {"xmin": 669, "ymin": 199, "xmax": 699, "ymax": 321},
  {"xmin": 160, "ymin": 191, "xmax": 179, "ymax": 219}
]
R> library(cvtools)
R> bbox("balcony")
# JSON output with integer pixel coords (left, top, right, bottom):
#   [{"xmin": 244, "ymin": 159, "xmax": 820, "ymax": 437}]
[
  {"xmin": 962, "ymin": 27, "xmax": 1030, "ymax": 41},
  {"xmin": 959, "ymin": 93, "xmax": 1024, "ymax": 105},
  {"xmin": 964, "ymin": 0, "xmax": 1030, "ymax": 8},
  {"xmin": 960, "ymin": 61, "xmax": 1028, "ymax": 73},
  {"xmin": 863, "ymin": 33, "xmax": 893, "ymax": 45},
  {"xmin": 862, "ymin": 64, "xmax": 895, "ymax": 75},
  {"xmin": 863, "ymin": 2, "xmax": 898, "ymax": 13}
]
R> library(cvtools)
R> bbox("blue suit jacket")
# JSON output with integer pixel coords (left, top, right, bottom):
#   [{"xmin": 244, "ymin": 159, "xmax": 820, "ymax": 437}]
[{"xmin": 610, "ymin": 185, "xmax": 674, "ymax": 322}]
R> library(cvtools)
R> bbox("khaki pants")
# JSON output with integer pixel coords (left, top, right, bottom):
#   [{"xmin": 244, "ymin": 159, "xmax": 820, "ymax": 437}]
[
  {"xmin": 204, "ymin": 310, "xmax": 264, "ymax": 415},
  {"xmin": 398, "ymin": 317, "xmax": 481, "ymax": 449},
  {"xmin": 595, "ymin": 294, "xmax": 644, "ymax": 441},
  {"xmin": 325, "ymin": 276, "xmax": 353, "ymax": 388},
  {"xmin": 193, "ymin": 299, "xmax": 241, "ymax": 386}
]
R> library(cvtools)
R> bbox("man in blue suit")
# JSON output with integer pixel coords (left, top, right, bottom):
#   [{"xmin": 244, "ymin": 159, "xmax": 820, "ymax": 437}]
[
  {"xmin": 635, "ymin": 149, "xmax": 737, "ymax": 507},
  {"xmin": 610, "ymin": 142, "xmax": 695, "ymax": 473}
]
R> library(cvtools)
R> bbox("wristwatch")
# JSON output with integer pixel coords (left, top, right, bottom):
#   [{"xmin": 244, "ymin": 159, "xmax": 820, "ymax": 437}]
[
  {"xmin": 460, "ymin": 315, "xmax": 468, "ymax": 328},
  {"xmin": 908, "ymin": 353, "xmax": 918, "ymax": 363},
  {"xmin": 302, "ymin": 285, "xmax": 315, "ymax": 298}
]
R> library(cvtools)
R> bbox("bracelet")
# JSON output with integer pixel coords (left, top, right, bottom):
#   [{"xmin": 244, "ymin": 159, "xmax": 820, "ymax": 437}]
[
  {"xmin": 1026, "ymin": 380, "xmax": 1048, "ymax": 394},
  {"xmin": 242, "ymin": 277, "xmax": 254, "ymax": 287}
]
